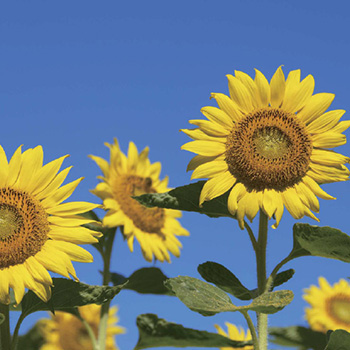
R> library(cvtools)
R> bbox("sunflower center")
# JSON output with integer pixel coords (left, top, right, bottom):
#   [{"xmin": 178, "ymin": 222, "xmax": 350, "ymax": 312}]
[
  {"xmin": 112, "ymin": 175, "xmax": 165, "ymax": 235},
  {"xmin": 0, "ymin": 188, "xmax": 49, "ymax": 269},
  {"xmin": 328, "ymin": 297, "xmax": 350, "ymax": 324},
  {"xmin": 225, "ymin": 108, "xmax": 312, "ymax": 192}
]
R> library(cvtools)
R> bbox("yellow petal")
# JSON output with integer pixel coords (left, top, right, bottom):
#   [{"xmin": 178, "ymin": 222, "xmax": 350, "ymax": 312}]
[
  {"xmin": 312, "ymin": 132, "xmax": 346, "ymax": 148},
  {"xmin": 254, "ymin": 68, "xmax": 270, "ymax": 107},
  {"xmin": 226, "ymin": 75, "xmax": 254, "ymax": 113},
  {"xmin": 186, "ymin": 155, "xmax": 219, "ymax": 171},
  {"xmin": 282, "ymin": 74, "xmax": 314, "ymax": 113},
  {"xmin": 270, "ymin": 66, "xmax": 286, "ymax": 108},
  {"xmin": 52, "ymin": 240, "xmax": 93, "ymax": 262},
  {"xmin": 181, "ymin": 128, "xmax": 226, "ymax": 142},
  {"xmin": 25, "ymin": 256, "xmax": 53, "ymax": 286},
  {"xmin": 302, "ymin": 175, "xmax": 335, "ymax": 200},
  {"xmin": 191, "ymin": 160, "xmax": 228, "ymax": 180},
  {"xmin": 199, "ymin": 172, "xmax": 235, "ymax": 205},
  {"xmin": 331, "ymin": 120, "xmax": 350, "ymax": 133},
  {"xmin": 227, "ymin": 183, "xmax": 247, "ymax": 215},
  {"xmin": 41, "ymin": 178, "xmax": 83, "ymax": 209},
  {"xmin": 17, "ymin": 146, "xmax": 44, "ymax": 190},
  {"xmin": 36, "ymin": 166, "xmax": 72, "ymax": 200},
  {"xmin": 201, "ymin": 106, "xmax": 234, "ymax": 130},
  {"xmin": 7, "ymin": 145, "xmax": 22, "ymax": 187},
  {"xmin": 281, "ymin": 187, "xmax": 306, "ymax": 219},
  {"xmin": 294, "ymin": 182, "xmax": 319, "ymax": 212},
  {"xmin": 46, "ymin": 201, "xmax": 99, "ymax": 216},
  {"xmin": 0, "ymin": 269, "xmax": 10, "ymax": 304},
  {"xmin": 31, "ymin": 155, "xmax": 69, "ymax": 195},
  {"xmin": 189, "ymin": 119, "xmax": 229, "ymax": 137},
  {"xmin": 0, "ymin": 145, "xmax": 9, "ymax": 187},
  {"xmin": 181, "ymin": 140, "xmax": 226, "ymax": 157},
  {"xmin": 210, "ymin": 93, "xmax": 243, "ymax": 122},
  {"xmin": 311, "ymin": 149, "xmax": 349, "ymax": 167},
  {"xmin": 127, "ymin": 141, "xmax": 139, "ymax": 172},
  {"xmin": 48, "ymin": 226, "xmax": 101, "ymax": 244},
  {"xmin": 236, "ymin": 191, "xmax": 261, "ymax": 228},
  {"xmin": 89, "ymin": 155, "xmax": 110, "ymax": 178},
  {"xmin": 306, "ymin": 110, "xmax": 345, "ymax": 134},
  {"xmin": 235, "ymin": 70, "xmax": 259, "ymax": 109},
  {"xmin": 298, "ymin": 93, "xmax": 335, "ymax": 125}
]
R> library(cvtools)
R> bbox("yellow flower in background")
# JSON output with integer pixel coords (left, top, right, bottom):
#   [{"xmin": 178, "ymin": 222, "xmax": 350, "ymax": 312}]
[
  {"xmin": 304, "ymin": 277, "xmax": 350, "ymax": 333},
  {"xmin": 215, "ymin": 323, "xmax": 253, "ymax": 349},
  {"xmin": 90, "ymin": 139, "xmax": 189, "ymax": 263},
  {"xmin": 181, "ymin": 67, "xmax": 350, "ymax": 228},
  {"xmin": 0, "ymin": 146, "xmax": 100, "ymax": 305},
  {"xmin": 39, "ymin": 304, "xmax": 125, "ymax": 350}
]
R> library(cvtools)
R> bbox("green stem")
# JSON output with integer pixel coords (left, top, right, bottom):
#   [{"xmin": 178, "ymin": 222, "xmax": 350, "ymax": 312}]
[
  {"xmin": 244, "ymin": 221, "xmax": 257, "ymax": 252},
  {"xmin": 98, "ymin": 229, "xmax": 116, "ymax": 350},
  {"xmin": 82, "ymin": 318, "xmax": 98, "ymax": 350},
  {"xmin": 256, "ymin": 211, "xmax": 268, "ymax": 350},
  {"xmin": 0, "ymin": 303, "xmax": 11, "ymax": 350},
  {"xmin": 241, "ymin": 311, "xmax": 259, "ymax": 350}
]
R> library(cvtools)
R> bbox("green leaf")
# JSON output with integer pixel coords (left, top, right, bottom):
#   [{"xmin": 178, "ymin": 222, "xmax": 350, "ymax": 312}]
[
  {"xmin": 325, "ymin": 329, "xmax": 350, "ymax": 350},
  {"xmin": 164, "ymin": 276, "xmax": 236, "ymax": 316},
  {"xmin": 290, "ymin": 224, "xmax": 350, "ymax": 262},
  {"xmin": 198, "ymin": 262, "xmax": 295, "ymax": 301},
  {"xmin": 111, "ymin": 267, "xmax": 173, "ymax": 295},
  {"xmin": 134, "ymin": 313, "xmax": 253, "ymax": 349},
  {"xmin": 248, "ymin": 290, "xmax": 294, "ymax": 314},
  {"xmin": 20, "ymin": 278, "xmax": 127, "ymax": 319},
  {"xmin": 273, "ymin": 269, "xmax": 295, "ymax": 288},
  {"xmin": 134, "ymin": 181, "xmax": 233, "ymax": 218},
  {"xmin": 165, "ymin": 276, "xmax": 293, "ymax": 316},
  {"xmin": 269, "ymin": 326, "xmax": 327, "ymax": 349},
  {"xmin": 197, "ymin": 262, "xmax": 252, "ymax": 300}
]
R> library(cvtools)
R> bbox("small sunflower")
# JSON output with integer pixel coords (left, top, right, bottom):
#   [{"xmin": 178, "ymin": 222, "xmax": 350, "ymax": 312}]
[
  {"xmin": 39, "ymin": 304, "xmax": 125, "ymax": 350},
  {"xmin": 215, "ymin": 323, "xmax": 253, "ymax": 350},
  {"xmin": 0, "ymin": 145, "xmax": 100, "ymax": 305},
  {"xmin": 304, "ymin": 277, "xmax": 350, "ymax": 333},
  {"xmin": 181, "ymin": 67, "xmax": 350, "ymax": 228},
  {"xmin": 90, "ymin": 139, "xmax": 189, "ymax": 263}
]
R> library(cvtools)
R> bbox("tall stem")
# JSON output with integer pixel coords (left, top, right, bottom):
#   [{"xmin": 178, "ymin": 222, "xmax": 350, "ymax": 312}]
[
  {"xmin": 256, "ymin": 211, "xmax": 268, "ymax": 350},
  {"xmin": 98, "ymin": 230, "xmax": 116, "ymax": 350},
  {"xmin": 0, "ymin": 303, "xmax": 11, "ymax": 350},
  {"xmin": 241, "ymin": 311, "xmax": 259, "ymax": 350}
]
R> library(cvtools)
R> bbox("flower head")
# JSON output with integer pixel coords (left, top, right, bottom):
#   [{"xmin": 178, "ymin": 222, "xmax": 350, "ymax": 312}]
[
  {"xmin": 304, "ymin": 277, "xmax": 350, "ymax": 333},
  {"xmin": 39, "ymin": 304, "xmax": 125, "ymax": 350},
  {"xmin": 0, "ymin": 145, "xmax": 100, "ymax": 305},
  {"xmin": 215, "ymin": 323, "xmax": 253, "ymax": 349},
  {"xmin": 90, "ymin": 139, "xmax": 189, "ymax": 262},
  {"xmin": 181, "ymin": 67, "xmax": 350, "ymax": 228}
]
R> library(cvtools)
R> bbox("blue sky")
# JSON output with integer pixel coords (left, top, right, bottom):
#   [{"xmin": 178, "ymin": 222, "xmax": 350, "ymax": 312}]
[{"xmin": 1, "ymin": 1, "xmax": 350, "ymax": 349}]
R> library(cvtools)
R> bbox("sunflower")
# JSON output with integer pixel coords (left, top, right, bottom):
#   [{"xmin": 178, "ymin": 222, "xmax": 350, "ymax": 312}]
[
  {"xmin": 215, "ymin": 322, "xmax": 253, "ymax": 350},
  {"xmin": 90, "ymin": 139, "xmax": 189, "ymax": 263},
  {"xmin": 304, "ymin": 277, "xmax": 350, "ymax": 333},
  {"xmin": 0, "ymin": 145, "xmax": 100, "ymax": 305},
  {"xmin": 39, "ymin": 304, "xmax": 125, "ymax": 350},
  {"xmin": 181, "ymin": 67, "xmax": 350, "ymax": 228}
]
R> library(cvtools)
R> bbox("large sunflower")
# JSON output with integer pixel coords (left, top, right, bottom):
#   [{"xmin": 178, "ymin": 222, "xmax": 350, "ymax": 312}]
[
  {"xmin": 181, "ymin": 67, "xmax": 350, "ymax": 228},
  {"xmin": 215, "ymin": 322, "xmax": 253, "ymax": 350},
  {"xmin": 304, "ymin": 277, "xmax": 350, "ymax": 333},
  {"xmin": 39, "ymin": 304, "xmax": 125, "ymax": 350},
  {"xmin": 0, "ymin": 145, "xmax": 100, "ymax": 305},
  {"xmin": 90, "ymin": 139, "xmax": 189, "ymax": 263}
]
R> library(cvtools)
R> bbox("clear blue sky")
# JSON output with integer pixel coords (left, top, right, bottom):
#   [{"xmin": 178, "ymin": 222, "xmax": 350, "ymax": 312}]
[{"xmin": 1, "ymin": 1, "xmax": 350, "ymax": 349}]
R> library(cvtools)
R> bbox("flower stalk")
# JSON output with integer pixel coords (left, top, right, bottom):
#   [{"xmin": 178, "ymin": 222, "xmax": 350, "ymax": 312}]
[
  {"xmin": 0, "ymin": 303, "xmax": 11, "ymax": 350},
  {"xmin": 256, "ymin": 211, "xmax": 269, "ymax": 350},
  {"xmin": 98, "ymin": 229, "xmax": 117, "ymax": 350}
]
